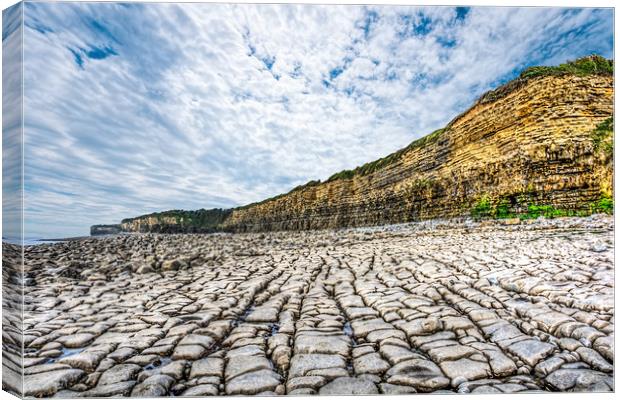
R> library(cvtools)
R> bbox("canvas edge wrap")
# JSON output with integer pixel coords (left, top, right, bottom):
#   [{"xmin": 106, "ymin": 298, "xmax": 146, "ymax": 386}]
[{"xmin": 3, "ymin": 1, "xmax": 25, "ymax": 398}]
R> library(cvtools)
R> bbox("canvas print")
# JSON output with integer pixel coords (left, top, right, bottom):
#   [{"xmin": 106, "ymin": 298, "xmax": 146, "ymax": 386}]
[{"xmin": 1, "ymin": 1, "xmax": 615, "ymax": 398}]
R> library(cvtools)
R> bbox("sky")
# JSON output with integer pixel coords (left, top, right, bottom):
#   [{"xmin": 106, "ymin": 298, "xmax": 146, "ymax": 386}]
[
  {"xmin": 8, "ymin": 2, "xmax": 614, "ymax": 238},
  {"xmin": 2, "ymin": 3, "xmax": 23, "ymax": 241}
]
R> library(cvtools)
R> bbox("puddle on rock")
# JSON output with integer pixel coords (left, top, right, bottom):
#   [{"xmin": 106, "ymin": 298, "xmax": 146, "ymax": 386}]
[
  {"xmin": 343, "ymin": 322, "xmax": 357, "ymax": 346},
  {"xmin": 232, "ymin": 305, "xmax": 255, "ymax": 328},
  {"xmin": 144, "ymin": 356, "xmax": 172, "ymax": 370},
  {"xmin": 46, "ymin": 347, "xmax": 84, "ymax": 364},
  {"xmin": 271, "ymin": 323, "xmax": 280, "ymax": 336}
]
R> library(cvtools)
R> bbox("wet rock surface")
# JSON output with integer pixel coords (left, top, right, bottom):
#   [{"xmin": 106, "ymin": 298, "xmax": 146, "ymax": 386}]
[{"xmin": 16, "ymin": 216, "xmax": 614, "ymax": 396}]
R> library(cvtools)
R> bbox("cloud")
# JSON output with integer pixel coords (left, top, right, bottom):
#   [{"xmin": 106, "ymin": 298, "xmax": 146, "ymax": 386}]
[
  {"xmin": 18, "ymin": 3, "xmax": 613, "ymax": 238},
  {"xmin": 3, "ymin": 2, "xmax": 23, "ymax": 241}
]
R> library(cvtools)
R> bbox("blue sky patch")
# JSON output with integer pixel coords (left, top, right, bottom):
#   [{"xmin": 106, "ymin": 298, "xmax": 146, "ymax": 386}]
[
  {"xmin": 413, "ymin": 13, "xmax": 433, "ymax": 36},
  {"xmin": 359, "ymin": 9, "xmax": 379, "ymax": 39},
  {"xmin": 89, "ymin": 19, "xmax": 120, "ymax": 44},
  {"xmin": 25, "ymin": 21, "xmax": 54, "ymax": 35},
  {"xmin": 436, "ymin": 36, "xmax": 457, "ymax": 48},
  {"xmin": 290, "ymin": 63, "xmax": 302, "ymax": 78},
  {"xmin": 85, "ymin": 45, "xmax": 118, "ymax": 60},
  {"xmin": 329, "ymin": 67, "xmax": 344, "ymax": 80},
  {"xmin": 455, "ymin": 7, "xmax": 470, "ymax": 21},
  {"xmin": 68, "ymin": 47, "xmax": 84, "ymax": 68},
  {"xmin": 2, "ymin": 2, "xmax": 22, "ymax": 41},
  {"xmin": 261, "ymin": 55, "xmax": 275, "ymax": 70},
  {"xmin": 397, "ymin": 13, "xmax": 435, "ymax": 38}
]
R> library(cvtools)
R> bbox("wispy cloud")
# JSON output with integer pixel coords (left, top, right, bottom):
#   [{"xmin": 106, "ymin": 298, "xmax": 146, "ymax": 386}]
[
  {"xmin": 19, "ymin": 3, "xmax": 613, "ymax": 238},
  {"xmin": 3, "ymin": 2, "xmax": 24, "ymax": 240}
]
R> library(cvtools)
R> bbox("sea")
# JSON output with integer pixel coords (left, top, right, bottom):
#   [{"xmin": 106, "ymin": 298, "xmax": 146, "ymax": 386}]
[{"xmin": 3, "ymin": 236, "xmax": 100, "ymax": 246}]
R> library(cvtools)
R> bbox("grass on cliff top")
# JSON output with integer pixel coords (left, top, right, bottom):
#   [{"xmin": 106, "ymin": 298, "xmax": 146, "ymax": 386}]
[
  {"xmin": 236, "ymin": 180, "xmax": 323, "ymax": 210},
  {"xmin": 479, "ymin": 55, "xmax": 613, "ymax": 104},
  {"xmin": 327, "ymin": 128, "xmax": 446, "ymax": 182},
  {"xmin": 520, "ymin": 55, "xmax": 613, "ymax": 79}
]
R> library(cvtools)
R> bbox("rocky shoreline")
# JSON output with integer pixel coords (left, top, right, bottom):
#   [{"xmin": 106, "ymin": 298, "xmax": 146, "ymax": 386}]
[{"xmin": 3, "ymin": 215, "xmax": 614, "ymax": 396}]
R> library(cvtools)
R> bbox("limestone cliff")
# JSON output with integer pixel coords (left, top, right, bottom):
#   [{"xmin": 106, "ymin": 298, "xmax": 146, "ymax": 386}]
[
  {"xmin": 90, "ymin": 224, "xmax": 123, "ymax": 236},
  {"xmin": 222, "ymin": 76, "xmax": 613, "ymax": 232},
  {"xmin": 95, "ymin": 57, "xmax": 614, "ymax": 235},
  {"xmin": 119, "ymin": 208, "xmax": 231, "ymax": 233}
]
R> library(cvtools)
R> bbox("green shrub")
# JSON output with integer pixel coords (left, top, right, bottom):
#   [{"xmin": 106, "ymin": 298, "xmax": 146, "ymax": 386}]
[
  {"xmin": 519, "ymin": 55, "xmax": 613, "ymax": 79},
  {"xmin": 493, "ymin": 198, "xmax": 514, "ymax": 219},
  {"xmin": 327, "ymin": 169, "xmax": 355, "ymax": 181},
  {"xmin": 472, "ymin": 195, "xmax": 517, "ymax": 219},
  {"xmin": 526, "ymin": 205, "xmax": 554, "ymax": 219},
  {"xmin": 592, "ymin": 117, "xmax": 613, "ymax": 158},
  {"xmin": 469, "ymin": 191, "xmax": 612, "ymax": 221},
  {"xmin": 519, "ymin": 204, "xmax": 578, "ymax": 220},
  {"xmin": 592, "ymin": 194, "xmax": 614, "ymax": 214},
  {"xmin": 471, "ymin": 195, "xmax": 492, "ymax": 218},
  {"xmin": 290, "ymin": 179, "xmax": 321, "ymax": 192}
]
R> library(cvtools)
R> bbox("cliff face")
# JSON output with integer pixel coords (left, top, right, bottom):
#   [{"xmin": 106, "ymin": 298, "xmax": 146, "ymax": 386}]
[
  {"xmin": 220, "ymin": 74, "xmax": 613, "ymax": 232},
  {"xmin": 119, "ymin": 209, "xmax": 231, "ymax": 233},
  {"xmin": 120, "ymin": 216, "xmax": 180, "ymax": 233},
  {"xmin": 90, "ymin": 224, "xmax": 123, "ymax": 236}
]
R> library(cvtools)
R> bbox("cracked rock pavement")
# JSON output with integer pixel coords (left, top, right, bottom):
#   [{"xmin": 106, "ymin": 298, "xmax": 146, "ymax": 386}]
[{"xmin": 2, "ymin": 216, "xmax": 614, "ymax": 397}]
